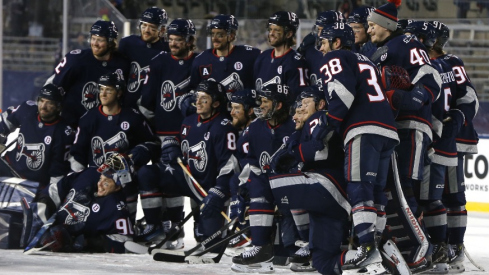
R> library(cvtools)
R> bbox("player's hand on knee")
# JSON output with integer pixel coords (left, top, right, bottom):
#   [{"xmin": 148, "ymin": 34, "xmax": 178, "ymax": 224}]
[
  {"xmin": 200, "ymin": 187, "xmax": 227, "ymax": 219},
  {"xmin": 160, "ymin": 137, "xmax": 182, "ymax": 164}
]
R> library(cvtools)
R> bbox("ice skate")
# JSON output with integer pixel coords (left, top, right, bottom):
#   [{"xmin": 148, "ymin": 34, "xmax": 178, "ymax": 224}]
[
  {"xmin": 447, "ymin": 244, "xmax": 464, "ymax": 274},
  {"xmin": 425, "ymin": 242, "xmax": 449, "ymax": 274},
  {"xmin": 231, "ymin": 243, "xmax": 275, "ymax": 273},
  {"xmin": 20, "ymin": 199, "xmax": 47, "ymax": 248},
  {"xmin": 133, "ymin": 223, "xmax": 165, "ymax": 243},
  {"xmin": 289, "ymin": 246, "xmax": 316, "ymax": 272},
  {"xmin": 160, "ymin": 220, "xmax": 185, "ymax": 249},
  {"xmin": 343, "ymin": 242, "xmax": 383, "ymax": 270}
]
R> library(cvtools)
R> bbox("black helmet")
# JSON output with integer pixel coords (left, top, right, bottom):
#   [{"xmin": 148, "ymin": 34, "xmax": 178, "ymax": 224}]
[
  {"xmin": 196, "ymin": 79, "xmax": 226, "ymax": 105},
  {"xmin": 140, "ymin": 7, "xmax": 168, "ymax": 27},
  {"xmin": 268, "ymin": 11, "xmax": 299, "ymax": 34},
  {"xmin": 98, "ymin": 72, "xmax": 126, "ymax": 91},
  {"xmin": 208, "ymin": 14, "xmax": 239, "ymax": 33},
  {"xmin": 38, "ymin": 84, "xmax": 64, "ymax": 103},
  {"xmin": 90, "ymin": 20, "xmax": 118, "ymax": 42}
]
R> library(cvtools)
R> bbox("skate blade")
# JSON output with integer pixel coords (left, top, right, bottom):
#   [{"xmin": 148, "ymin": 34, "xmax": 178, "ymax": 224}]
[
  {"xmin": 447, "ymin": 263, "xmax": 464, "ymax": 274},
  {"xmin": 225, "ymin": 246, "xmax": 246, "ymax": 257},
  {"xmin": 423, "ymin": 263, "xmax": 449, "ymax": 274},
  {"xmin": 357, "ymin": 262, "xmax": 388, "ymax": 274},
  {"xmin": 231, "ymin": 262, "xmax": 275, "ymax": 274},
  {"xmin": 290, "ymin": 262, "xmax": 316, "ymax": 272}
]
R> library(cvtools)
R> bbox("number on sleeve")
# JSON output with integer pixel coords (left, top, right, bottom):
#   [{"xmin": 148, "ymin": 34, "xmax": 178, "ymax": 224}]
[
  {"xmin": 227, "ymin": 132, "xmax": 236, "ymax": 150},
  {"xmin": 55, "ymin": 57, "xmax": 67, "ymax": 74}
]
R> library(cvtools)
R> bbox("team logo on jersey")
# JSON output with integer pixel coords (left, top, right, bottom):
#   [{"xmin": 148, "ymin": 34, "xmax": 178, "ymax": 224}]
[
  {"xmin": 187, "ymin": 141, "xmax": 208, "ymax": 172},
  {"xmin": 259, "ymin": 151, "xmax": 271, "ymax": 173},
  {"xmin": 255, "ymin": 76, "xmax": 281, "ymax": 92},
  {"xmin": 69, "ymin": 49, "xmax": 82, "ymax": 54},
  {"xmin": 234, "ymin": 62, "xmax": 243, "ymax": 71},
  {"xmin": 81, "ymin": 81, "xmax": 100, "ymax": 110},
  {"xmin": 128, "ymin": 61, "xmax": 149, "ymax": 93},
  {"xmin": 277, "ymin": 66, "xmax": 283, "ymax": 74},
  {"xmin": 181, "ymin": 140, "xmax": 189, "ymax": 159},
  {"xmin": 221, "ymin": 73, "xmax": 244, "ymax": 96},
  {"xmin": 200, "ymin": 65, "xmax": 212, "ymax": 77},
  {"xmin": 15, "ymin": 133, "xmax": 46, "ymax": 171},
  {"xmin": 91, "ymin": 132, "xmax": 129, "ymax": 166},
  {"xmin": 381, "ymin": 53, "xmax": 388, "ymax": 61},
  {"xmin": 65, "ymin": 126, "xmax": 73, "ymax": 136},
  {"xmin": 44, "ymin": 136, "xmax": 52, "ymax": 145},
  {"xmin": 221, "ymin": 118, "xmax": 231, "ymax": 125},
  {"xmin": 161, "ymin": 78, "xmax": 190, "ymax": 112},
  {"xmin": 204, "ymin": 132, "xmax": 210, "ymax": 141},
  {"xmin": 121, "ymin": 121, "xmax": 130, "ymax": 130},
  {"xmin": 92, "ymin": 203, "xmax": 100, "ymax": 212},
  {"xmin": 62, "ymin": 189, "xmax": 90, "ymax": 226}
]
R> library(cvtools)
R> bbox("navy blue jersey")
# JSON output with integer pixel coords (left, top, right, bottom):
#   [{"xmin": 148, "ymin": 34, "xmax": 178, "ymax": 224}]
[
  {"xmin": 179, "ymin": 112, "xmax": 239, "ymax": 193},
  {"xmin": 301, "ymin": 34, "xmax": 326, "ymax": 89},
  {"xmin": 70, "ymin": 106, "xmax": 158, "ymax": 168},
  {"xmin": 236, "ymin": 127, "xmax": 250, "ymax": 166},
  {"xmin": 254, "ymin": 49, "xmax": 309, "ymax": 102},
  {"xmin": 322, "ymin": 50, "xmax": 398, "ymax": 145},
  {"xmin": 49, "ymin": 49, "xmax": 130, "ymax": 126},
  {"xmin": 189, "ymin": 45, "xmax": 261, "ymax": 99},
  {"xmin": 241, "ymin": 117, "xmax": 295, "ymax": 176},
  {"xmin": 118, "ymin": 35, "xmax": 170, "ymax": 109},
  {"xmin": 371, "ymin": 34, "xmax": 442, "ymax": 141},
  {"xmin": 437, "ymin": 54, "xmax": 479, "ymax": 154},
  {"xmin": 293, "ymin": 111, "xmax": 345, "ymax": 172},
  {"xmin": 352, "ymin": 41, "xmax": 377, "ymax": 59},
  {"xmin": 54, "ymin": 167, "xmax": 132, "ymax": 238},
  {"xmin": 139, "ymin": 51, "xmax": 196, "ymax": 136},
  {"xmin": 0, "ymin": 101, "xmax": 74, "ymax": 186}
]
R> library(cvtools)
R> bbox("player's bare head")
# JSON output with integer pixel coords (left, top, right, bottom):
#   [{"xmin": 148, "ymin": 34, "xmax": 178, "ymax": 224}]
[
  {"xmin": 318, "ymin": 23, "xmax": 355, "ymax": 53},
  {"xmin": 195, "ymin": 80, "xmax": 226, "ymax": 118},
  {"xmin": 139, "ymin": 7, "xmax": 167, "ymax": 42},
  {"xmin": 430, "ymin": 20, "xmax": 449, "ymax": 54},
  {"xmin": 208, "ymin": 14, "xmax": 238, "ymax": 47},
  {"xmin": 37, "ymin": 84, "xmax": 63, "ymax": 121},
  {"xmin": 230, "ymin": 89, "xmax": 259, "ymax": 128},
  {"xmin": 98, "ymin": 72, "xmax": 125, "ymax": 106},
  {"xmin": 347, "ymin": 6, "xmax": 374, "ymax": 44},
  {"xmin": 366, "ymin": 0, "xmax": 400, "ymax": 43},
  {"xmin": 256, "ymin": 84, "xmax": 290, "ymax": 121},
  {"xmin": 89, "ymin": 20, "xmax": 118, "ymax": 57},
  {"xmin": 267, "ymin": 11, "xmax": 299, "ymax": 48}
]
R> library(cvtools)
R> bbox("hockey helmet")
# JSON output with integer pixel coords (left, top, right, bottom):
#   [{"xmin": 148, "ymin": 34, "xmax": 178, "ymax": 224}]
[
  {"xmin": 319, "ymin": 23, "xmax": 355, "ymax": 49},
  {"xmin": 430, "ymin": 20, "xmax": 450, "ymax": 49},
  {"xmin": 208, "ymin": 14, "xmax": 239, "ymax": 33},
  {"xmin": 90, "ymin": 20, "xmax": 118, "ymax": 42},
  {"xmin": 404, "ymin": 21, "xmax": 437, "ymax": 48},
  {"xmin": 98, "ymin": 72, "xmax": 126, "ymax": 91},
  {"xmin": 38, "ymin": 84, "xmax": 64, "ymax": 104},
  {"xmin": 167, "ymin": 18, "xmax": 196, "ymax": 40},
  {"xmin": 196, "ymin": 79, "xmax": 226, "ymax": 105},
  {"xmin": 230, "ymin": 89, "xmax": 259, "ymax": 111},
  {"xmin": 347, "ymin": 6, "xmax": 375, "ymax": 30},
  {"xmin": 268, "ymin": 11, "xmax": 300, "ymax": 34},
  {"xmin": 140, "ymin": 7, "xmax": 168, "ymax": 27}
]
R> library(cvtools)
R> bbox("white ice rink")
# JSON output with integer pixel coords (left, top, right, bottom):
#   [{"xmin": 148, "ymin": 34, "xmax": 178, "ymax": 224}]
[{"xmin": 1, "ymin": 202, "xmax": 488, "ymax": 275}]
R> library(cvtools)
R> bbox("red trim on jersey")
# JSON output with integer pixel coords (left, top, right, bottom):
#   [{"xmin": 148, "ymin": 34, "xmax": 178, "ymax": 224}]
[
  {"xmin": 37, "ymin": 115, "xmax": 60, "ymax": 126},
  {"xmin": 198, "ymin": 112, "xmax": 220, "ymax": 124},
  {"xmin": 455, "ymin": 138, "xmax": 478, "ymax": 144},
  {"xmin": 271, "ymin": 48, "xmax": 292, "ymax": 59},
  {"xmin": 433, "ymin": 148, "xmax": 458, "ymax": 156},
  {"xmin": 171, "ymin": 51, "xmax": 195, "ymax": 61},
  {"xmin": 212, "ymin": 45, "xmax": 236, "ymax": 58},
  {"xmin": 157, "ymin": 131, "xmax": 180, "ymax": 135},
  {"xmin": 98, "ymin": 105, "xmax": 121, "ymax": 117}
]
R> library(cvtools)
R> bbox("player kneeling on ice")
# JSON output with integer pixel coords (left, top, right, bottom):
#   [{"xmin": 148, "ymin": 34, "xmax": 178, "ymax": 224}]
[{"xmin": 21, "ymin": 153, "xmax": 134, "ymax": 253}]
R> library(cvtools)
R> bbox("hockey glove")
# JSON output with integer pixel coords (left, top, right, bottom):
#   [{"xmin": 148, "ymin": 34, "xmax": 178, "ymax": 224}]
[
  {"xmin": 230, "ymin": 194, "xmax": 248, "ymax": 224},
  {"xmin": 177, "ymin": 92, "xmax": 196, "ymax": 117},
  {"xmin": 441, "ymin": 109, "xmax": 465, "ymax": 139},
  {"xmin": 286, "ymin": 131, "xmax": 302, "ymax": 153},
  {"xmin": 381, "ymin": 65, "xmax": 412, "ymax": 91},
  {"xmin": 200, "ymin": 187, "xmax": 227, "ymax": 219},
  {"xmin": 160, "ymin": 137, "xmax": 182, "ymax": 164},
  {"xmin": 297, "ymin": 32, "xmax": 317, "ymax": 55},
  {"xmin": 271, "ymin": 146, "xmax": 298, "ymax": 174},
  {"xmin": 385, "ymin": 83, "xmax": 429, "ymax": 111},
  {"xmin": 129, "ymin": 145, "xmax": 152, "ymax": 167}
]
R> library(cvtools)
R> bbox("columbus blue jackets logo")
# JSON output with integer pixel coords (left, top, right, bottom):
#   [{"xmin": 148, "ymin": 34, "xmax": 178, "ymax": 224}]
[
  {"xmin": 91, "ymin": 132, "xmax": 129, "ymax": 166},
  {"xmin": 186, "ymin": 141, "xmax": 208, "ymax": 172},
  {"xmin": 127, "ymin": 61, "xmax": 149, "ymax": 93},
  {"xmin": 15, "ymin": 133, "xmax": 46, "ymax": 170},
  {"xmin": 82, "ymin": 81, "xmax": 100, "ymax": 110},
  {"xmin": 61, "ymin": 189, "xmax": 90, "ymax": 226},
  {"xmin": 259, "ymin": 151, "xmax": 271, "ymax": 173}
]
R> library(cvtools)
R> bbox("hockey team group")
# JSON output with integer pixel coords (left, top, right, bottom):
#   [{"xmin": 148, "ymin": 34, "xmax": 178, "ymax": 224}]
[{"xmin": 0, "ymin": 0, "xmax": 480, "ymax": 274}]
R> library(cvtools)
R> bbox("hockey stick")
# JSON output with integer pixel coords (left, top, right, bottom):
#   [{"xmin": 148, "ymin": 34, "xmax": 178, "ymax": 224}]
[
  {"xmin": 0, "ymin": 137, "xmax": 18, "ymax": 155},
  {"xmin": 463, "ymin": 244, "xmax": 485, "ymax": 272},
  {"xmin": 154, "ymin": 224, "xmax": 251, "ymax": 263},
  {"xmin": 124, "ymin": 211, "xmax": 194, "ymax": 254},
  {"xmin": 24, "ymin": 212, "xmax": 57, "ymax": 254},
  {"xmin": 390, "ymin": 153, "xmax": 431, "ymax": 273},
  {"xmin": 0, "ymin": 138, "xmax": 22, "ymax": 178},
  {"xmin": 177, "ymin": 157, "xmax": 250, "ymax": 242},
  {"xmin": 152, "ymin": 217, "xmax": 238, "ymax": 262}
]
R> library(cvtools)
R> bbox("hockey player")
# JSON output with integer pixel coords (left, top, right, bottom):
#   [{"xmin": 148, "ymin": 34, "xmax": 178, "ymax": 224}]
[
  {"xmin": 254, "ymin": 11, "xmax": 308, "ymax": 103},
  {"xmin": 430, "ymin": 20, "xmax": 479, "ymax": 273},
  {"xmin": 228, "ymin": 89, "xmax": 259, "ymax": 247},
  {"xmin": 137, "ymin": 18, "xmax": 197, "ymax": 248},
  {"xmin": 21, "ymin": 154, "xmax": 134, "ymax": 253},
  {"xmin": 69, "ymin": 72, "xmax": 160, "ymax": 224},
  {"xmin": 188, "ymin": 14, "xmax": 261, "ymax": 107},
  {"xmin": 231, "ymin": 84, "xmax": 295, "ymax": 273},
  {"xmin": 317, "ymin": 23, "xmax": 399, "ymax": 271},
  {"xmin": 136, "ymin": 79, "xmax": 238, "ymax": 247},
  {"xmin": 0, "ymin": 84, "xmax": 74, "ymax": 191},
  {"xmin": 347, "ymin": 6, "xmax": 376, "ymax": 57},
  {"xmin": 46, "ymin": 20, "xmax": 130, "ymax": 127},
  {"xmin": 118, "ymin": 7, "xmax": 169, "ymax": 109},
  {"xmin": 367, "ymin": 0, "xmax": 442, "ymax": 270},
  {"xmin": 297, "ymin": 10, "xmax": 344, "ymax": 88}
]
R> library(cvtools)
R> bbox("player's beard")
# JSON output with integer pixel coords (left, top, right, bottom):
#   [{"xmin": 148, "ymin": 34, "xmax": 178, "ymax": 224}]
[
  {"xmin": 141, "ymin": 31, "xmax": 159, "ymax": 44},
  {"xmin": 232, "ymin": 114, "xmax": 248, "ymax": 129},
  {"xmin": 269, "ymin": 33, "xmax": 286, "ymax": 48},
  {"xmin": 92, "ymin": 44, "xmax": 110, "ymax": 59},
  {"xmin": 171, "ymin": 45, "xmax": 188, "ymax": 59}
]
